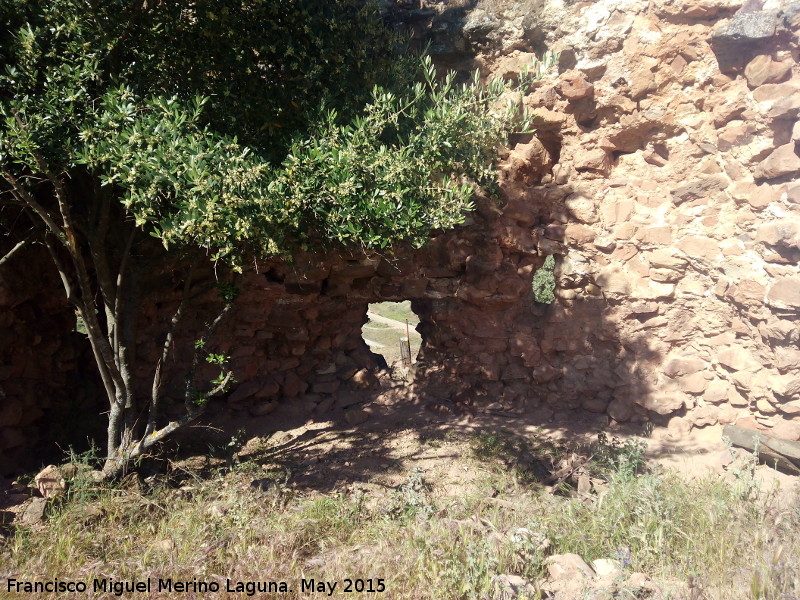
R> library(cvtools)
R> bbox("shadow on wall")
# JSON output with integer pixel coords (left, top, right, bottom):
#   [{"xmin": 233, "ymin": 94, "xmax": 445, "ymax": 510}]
[{"xmin": 0, "ymin": 242, "xmax": 105, "ymax": 477}]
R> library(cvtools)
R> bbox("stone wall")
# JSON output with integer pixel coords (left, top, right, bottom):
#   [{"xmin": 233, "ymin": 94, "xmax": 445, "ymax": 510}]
[
  {"xmin": 410, "ymin": 0, "xmax": 800, "ymax": 437},
  {"xmin": 130, "ymin": 188, "xmax": 549, "ymax": 420},
  {"xmin": 2, "ymin": 0, "xmax": 799, "ymax": 473}
]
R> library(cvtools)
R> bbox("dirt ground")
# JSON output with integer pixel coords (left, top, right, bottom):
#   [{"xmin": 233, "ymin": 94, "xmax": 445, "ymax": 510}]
[
  {"xmin": 198, "ymin": 378, "xmax": 800, "ymax": 507},
  {"xmin": 2, "ymin": 372, "xmax": 797, "ymax": 522}
]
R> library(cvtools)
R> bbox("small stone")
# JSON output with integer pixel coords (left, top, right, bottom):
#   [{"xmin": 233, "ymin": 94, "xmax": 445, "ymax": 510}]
[
  {"xmin": 776, "ymin": 348, "xmax": 800, "ymax": 374},
  {"xmin": 345, "ymin": 408, "xmax": 370, "ymax": 426},
  {"xmin": 780, "ymin": 400, "xmax": 800, "ymax": 415},
  {"xmin": 677, "ymin": 236, "xmax": 721, "ymax": 261},
  {"xmin": 493, "ymin": 574, "xmax": 536, "ymax": 599},
  {"xmin": 636, "ymin": 390, "xmax": 684, "ymax": 415},
  {"xmin": 728, "ymin": 280, "xmax": 766, "ymax": 307},
  {"xmin": 757, "ymin": 398, "xmax": 778, "ymax": 414},
  {"xmin": 671, "ymin": 176, "xmax": 727, "ymax": 205},
  {"xmin": 729, "ymin": 387, "xmax": 750, "ymax": 407},
  {"xmin": 664, "ymin": 357, "xmax": 706, "ymax": 378},
  {"xmin": 552, "ymin": 164, "xmax": 571, "ymax": 184},
  {"xmin": 602, "ymin": 198, "xmax": 634, "ymax": 224},
  {"xmin": 546, "ymin": 553, "xmax": 595, "ymax": 579},
  {"xmin": 717, "ymin": 347, "xmax": 755, "ymax": 371},
  {"xmin": 250, "ymin": 478, "xmax": 277, "ymax": 493},
  {"xmin": 592, "ymin": 558, "xmax": 622, "ymax": 579},
  {"xmin": 565, "ymin": 224, "xmax": 596, "ymax": 245},
  {"xmin": 766, "ymin": 277, "xmax": 800, "ymax": 310},
  {"xmin": 607, "ymin": 398, "xmax": 634, "ymax": 422},
  {"xmin": 690, "ymin": 405, "xmax": 719, "ymax": 427},
  {"xmin": 705, "ymin": 381, "xmax": 730, "ymax": 404},
  {"xmin": 35, "ymin": 465, "xmax": 65, "ymax": 499},
  {"xmin": 558, "ymin": 70, "xmax": 594, "ymax": 100},
  {"xmin": 754, "ymin": 144, "xmax": 800, "ymax": 180},
  {"xmin": 767, "ymin": 91, "xmax": 800, "ymax": 120},
  {"xmin": 712, "ymin": 10, "xmax": 777, "ymax": 44},
  {"xmin": 668, "ymin": 416, "xmax": 693, "ymax": 436},
  {"xmin": 564, "ymin": 193, "xmax": 598, "ymax": 224},
  {"xmin": 744, "ymin": 55, "xmax": 792, "ymax": 88},
  {"xmin": 351, "ymin": 368, "xmax": 379, "ymax": 389},
  {"xmin": 749, "ymin": 184, "xmax": 784, "ymax": 210},
  {"xmin": 249, "ymin": 400, "xmax": 278, "ymax": 416},
  {"xmin": 574, "ymin": 148, "xmax": 611, "ymax": 174},
  {"xmin": 21, "ymin": 498, "xmax": 47, "ymax": 526},
  {"xmin": 680, "ymin": 373, "xmax": 710, "ymax": 395},
  {"xmin": 630, "ymin": 68, "xmax": 656, "ymax": 99},
  {"xmin": 647, "ymin": 249, "xmax": 688, "ymax": 271},
  {"xmin": 636, "ymin": 226, "xmax": 672, "ymax": 245},
  {"xmin": 596, "ymin": 266, "xmax": 631, "ymax": 295},
  {"xmin": 315, "ymin": 396, "xmax": 336, "ymax": 414},
  {"xmin": 771, "ymin": 419, "xmax": 800, "ymax": 441},
  {"xmin": 312, "ymin": 380, "xmax": 340, "ymax": 394},
  {"xmin": 757, "ymin": 220, "xmax": 800, "ymax": 250}
]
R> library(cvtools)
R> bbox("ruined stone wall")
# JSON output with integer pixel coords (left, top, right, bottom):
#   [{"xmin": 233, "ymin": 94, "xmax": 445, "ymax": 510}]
[
  {"xmin": 413, "ymin": 0, "xmax": 800, "ymax": 437},
  {"xmin": 3, "ymin": 0, "xmax": 800, "ymax": 472},
  {"xmin": 131, "ymin": 190, "xmax": 548, "ymax": 420},
  {"xmin": 147, "ymin": 0, "xmax": 800, "ymax": 441}
]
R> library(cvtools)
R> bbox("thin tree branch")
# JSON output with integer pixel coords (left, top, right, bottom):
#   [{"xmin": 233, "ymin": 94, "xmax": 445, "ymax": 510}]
[
  {"xmin": 9, "ymin": 110, "xmax": 128, "ymax": 399},
  {"xmin": 1, "ymin": 170, "xmax": 68, "ymax": 245},
  {"xmin": 145, "ymin": 262, "xmax": 195, "ymax": 440},
  {"xmin": 39, "ymin": 229, "xmax": 118, "ymax": 407},
  {"xmin": 0, "ymin": 235, "xmax": 33, "ymax": 267},
  {"xmin": 183, "ymin": 300, "xmax": 234, "ymax": 413},
  {"xmin": 112, "ymin": 225, "xmax": 136, "ymax": 354}
]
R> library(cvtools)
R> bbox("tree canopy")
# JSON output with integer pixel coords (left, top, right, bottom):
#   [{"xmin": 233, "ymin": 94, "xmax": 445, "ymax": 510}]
[{"xmin": 1, "ymin": 0, "xmax": 534, "ymax": 263}]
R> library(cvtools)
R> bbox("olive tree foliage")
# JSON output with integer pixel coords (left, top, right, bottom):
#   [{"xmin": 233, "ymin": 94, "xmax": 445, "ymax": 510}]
[{"xmin": 0, "ymin": 0, "xmax": 553, "ymax": 476}]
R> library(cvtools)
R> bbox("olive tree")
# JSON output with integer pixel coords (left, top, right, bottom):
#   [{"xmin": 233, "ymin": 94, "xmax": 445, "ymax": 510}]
[{"xmin": 0, "ymin": 0, "xmax": 552, "ymax": 477}]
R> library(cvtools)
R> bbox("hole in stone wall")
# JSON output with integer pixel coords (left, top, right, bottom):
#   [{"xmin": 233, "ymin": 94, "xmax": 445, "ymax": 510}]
[
  {"xmin": 531, "ymin": 254, "xmax": 556, "ymax": 305},
  {"xmin": 361, "ymin": 301, "xmax": 422, "ymax": 371}
]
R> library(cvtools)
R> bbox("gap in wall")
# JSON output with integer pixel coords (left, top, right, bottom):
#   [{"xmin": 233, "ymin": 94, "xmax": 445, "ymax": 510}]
[{"xmin": 361, "ymin": 301, "xmax": 422, "ymax": 370}]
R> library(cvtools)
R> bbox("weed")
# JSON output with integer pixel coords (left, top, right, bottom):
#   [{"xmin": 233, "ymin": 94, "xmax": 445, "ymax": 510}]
[
  {"xmin": 531, "ymin": 254, "xmax": 556, "ymax": 304},
  {"xmin": 592, "ymin": 431, "xmax": 648, "ymax": 479},
  {"xmin": 2, "ymin": 434, "xmax": 797, "ymax": 600},
  {"xmin": 470, "ymin": 429, "xmax": 559, "ymax": 485},
  {"xmin": 389, "ymin": 468, "xmax": 435, "ymax": 520}
]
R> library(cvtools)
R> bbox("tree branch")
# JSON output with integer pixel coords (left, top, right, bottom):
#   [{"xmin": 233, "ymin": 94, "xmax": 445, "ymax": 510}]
[
  {"xmin": 112, "ymin": 225, "xmax": 136, "ymax": 354},
  {"xmin": 1, "ymin": 170, "xmax": 68, "ymax": 245},
  {"xmin": 0, "ymin": 235, "xmax": 33, "ymax": 267},
  {"xmin": 9, "ymin": 110, "xmax": 128, "ymax": 400},
  {"xmin": 183, "ymin": 300, "xmax": 234, "ymax": 414},
  {"xmin": 145, "ymin": 261, "xmax": 196, "ymax": 440}
]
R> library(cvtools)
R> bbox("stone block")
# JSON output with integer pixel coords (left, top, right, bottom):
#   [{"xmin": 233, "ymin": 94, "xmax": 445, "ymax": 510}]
[
  {"xmin": 754, "ymin": 144, "xmax": 800, "ymax": 180},
  {"xmin": 744, "ymin": 55, "xmax": 792, "ymax": 87},
  {"xmin": 767, "ymin": 277, "xmax": 800, "ymax": 310}
]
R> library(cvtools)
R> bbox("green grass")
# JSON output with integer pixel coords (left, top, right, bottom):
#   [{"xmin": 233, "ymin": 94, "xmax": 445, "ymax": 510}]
[
  {"xmin": 369, "ymin": 301, "xmax": 419, "ymax": 327},
  {"xmin": 1, "ymin": 433, "xmax": 797, "ymax": 600}
]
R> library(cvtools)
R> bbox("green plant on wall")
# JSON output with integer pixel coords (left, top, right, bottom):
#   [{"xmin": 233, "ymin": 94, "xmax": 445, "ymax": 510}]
[{"xmin": 532, "ymin": 254, "xmax": 556, "ymax": 304}]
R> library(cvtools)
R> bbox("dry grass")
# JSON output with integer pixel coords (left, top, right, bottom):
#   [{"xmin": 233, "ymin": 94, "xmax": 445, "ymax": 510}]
[{"xmin": 1, "ymin": 431, "xmax": 798, "ymax": 599}]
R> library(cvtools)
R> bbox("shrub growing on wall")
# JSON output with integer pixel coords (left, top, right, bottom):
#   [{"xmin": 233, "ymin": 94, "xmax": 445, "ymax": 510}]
[{"xmin": 532, "ymin": 255, "xmax": 556, "ymax": 304}]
